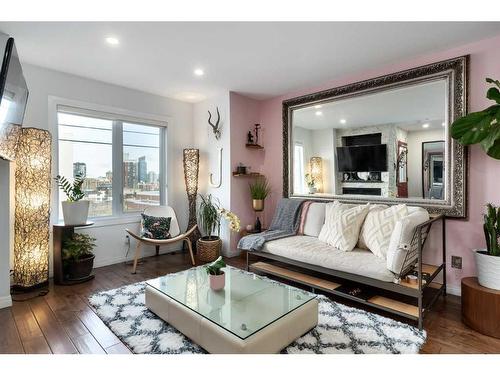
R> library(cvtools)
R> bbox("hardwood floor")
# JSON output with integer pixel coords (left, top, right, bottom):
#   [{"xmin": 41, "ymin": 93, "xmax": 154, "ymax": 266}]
[{"xmin": 1, "ymin": 252, "xmax": 500, "ymax": 354}]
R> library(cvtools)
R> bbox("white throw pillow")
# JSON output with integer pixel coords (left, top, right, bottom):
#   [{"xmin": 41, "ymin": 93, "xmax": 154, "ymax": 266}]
[
  {"xmin": 356, "ymin": 204, "xmax": 389, "ymax": 249},
  {"xmin": 318, "ymin": 202, "xmax": 370, "ymax": 252},
  {"xmin": 360, "ymin": 204, "xmax": 409, "ymax": 259}
]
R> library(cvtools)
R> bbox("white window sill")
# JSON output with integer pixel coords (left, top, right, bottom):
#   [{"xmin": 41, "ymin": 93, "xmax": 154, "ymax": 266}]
[{"xmin": 55, "ymin": 214, "xmax": 142, "ymax": 229}]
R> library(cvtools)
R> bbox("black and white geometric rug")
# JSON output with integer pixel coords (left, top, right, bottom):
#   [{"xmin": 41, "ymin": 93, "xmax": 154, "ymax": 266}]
[{"xmin": 88, "ymin": 266, "xmax": 426, "ymax": 354}]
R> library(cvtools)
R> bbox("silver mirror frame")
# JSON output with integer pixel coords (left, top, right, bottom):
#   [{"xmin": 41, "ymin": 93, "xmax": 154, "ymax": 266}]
[{"xmin": 283, "ymin": 56, "xmax": 468, "ymax": 218}]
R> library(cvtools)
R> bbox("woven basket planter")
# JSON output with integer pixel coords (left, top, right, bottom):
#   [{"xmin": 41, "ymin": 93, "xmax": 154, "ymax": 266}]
[{"xmin": 197, "ymin": 236, "xmax": 222, "ymax": 262}]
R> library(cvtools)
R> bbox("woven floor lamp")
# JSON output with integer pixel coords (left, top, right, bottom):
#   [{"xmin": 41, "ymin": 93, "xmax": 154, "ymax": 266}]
[
  {"xmin": 12, "ymin": 127, "xmax": 52, "ymax": 290},
  {"xmin": 183, "ymin": 148, "xmax": 201, "ymax": 249}
]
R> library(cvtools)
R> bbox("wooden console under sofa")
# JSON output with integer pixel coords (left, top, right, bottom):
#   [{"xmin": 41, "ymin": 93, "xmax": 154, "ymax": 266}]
[{"xmin": 246, "ymin": 214, "xmax": 446, "ymax": 330}]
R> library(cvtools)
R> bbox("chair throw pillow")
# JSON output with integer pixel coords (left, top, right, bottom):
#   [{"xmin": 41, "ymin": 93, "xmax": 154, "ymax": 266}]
[
  {"xmin": 318, "ymin": 201, "xmax": 370, "ymax": 252},
  {"xmin": 141, "ymin": 213, "xmax": 172, "ymax": 240},
  {"xmin": 359, "ymin": 204, "xmax": 408, "ymax": 260}
]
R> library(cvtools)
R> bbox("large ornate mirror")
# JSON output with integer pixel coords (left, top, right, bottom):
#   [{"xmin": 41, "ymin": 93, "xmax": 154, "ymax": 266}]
[{"xmin": 283, "ymin": 56, "xmax": 468, "ymax": 217}]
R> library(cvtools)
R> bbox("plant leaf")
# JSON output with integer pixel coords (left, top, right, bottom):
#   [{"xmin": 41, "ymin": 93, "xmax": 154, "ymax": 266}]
[
  {"xmin": 451, "ymin": 111, "xmax": 489, "ymax": 139},
  {"xmin": 453, "ymin": 113, "xmax": 493, "ymax": 145},
  {"xmin": 487, "ymin": 87, "xmax": 500, "ymax": 104}
]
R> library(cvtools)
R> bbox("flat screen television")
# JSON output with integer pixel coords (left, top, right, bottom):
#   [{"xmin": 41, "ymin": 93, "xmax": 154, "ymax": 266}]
[
  {"xmin": 336, "ymin": 144, "xmax": 388, "ymax": 172},
  {"xmin": 0, "ymin": 34, "xmax": 28, "ymax": 160}
]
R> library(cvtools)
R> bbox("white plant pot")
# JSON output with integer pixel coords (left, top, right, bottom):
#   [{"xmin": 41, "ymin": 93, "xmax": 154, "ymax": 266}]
[
  {"xmin": 474, "ymin": 249, "xmax": 500, "ymax": 290},
  {"xmin": 62, "ymin": 200, "xmax": 90, "ymax": 226}
]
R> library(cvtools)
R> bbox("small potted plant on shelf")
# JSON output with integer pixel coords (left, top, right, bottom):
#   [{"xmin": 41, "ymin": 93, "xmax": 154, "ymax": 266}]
[
  {"xmin": 205, "ymin": 256, "xmax": 226, "ymax": 291},
  {"xmin": 55, "ymin": 173, "xmax": 89, "ymax": 225},
  {"xmin": 249, "ymin": 177, "xmax": 271, "ymax": 212},
  {"xmin": 197, "ymin": 194, "xmax": 240, "ymax": 262},
  {"xmin": 62, "ymin": 233, "xmax": 96, "ymax": 280},
  {"xmin": 475, "ymin": 203, "xmax": 500, "ymax": 290},
  {"xmin": 305, "ymin": 173, "xmax": 317, "ymax": 194}
]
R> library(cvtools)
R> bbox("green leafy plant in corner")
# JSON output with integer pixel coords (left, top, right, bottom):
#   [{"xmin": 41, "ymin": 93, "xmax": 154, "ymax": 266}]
[
  {"xmin": 249, "ymin": 177, "xmax": 271, "ymax": 200},
  {"xmin": 451, "ymin": 78, "xmax": 500, "ymax": 159},
  {"xmin": 483, "ymin": 203, "xmax": 500, "ymax": 257},
  {"xmin": 62, "ymin": 233, "xmax": 96, "ymax": 264},
  {"xmin": 198, "ymin": 194, "xmax": 222, "ymax": 240},
  {"xmin": 205, "ymin": 256, "xmax": 226, "ymax": 275},
  {"xmin": 55, "ymin": 173, "xmax": 86, "ymax": 201}
]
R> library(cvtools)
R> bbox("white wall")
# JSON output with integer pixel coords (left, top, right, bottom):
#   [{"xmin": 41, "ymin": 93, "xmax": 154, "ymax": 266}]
[
  {"xmin": 20, "ymin": 63, "xmax": 194, "ymax": 272},
  {"xmin": 192, "ymin": 92, "xmax": 234, "ymax": 256},
  {"xmin": 0, "ymin": 160, "xmax": 14, "ymax": 308},
  {"xmin": 407, "ymin": 129, "xmax": 445, "ymax": 198}
]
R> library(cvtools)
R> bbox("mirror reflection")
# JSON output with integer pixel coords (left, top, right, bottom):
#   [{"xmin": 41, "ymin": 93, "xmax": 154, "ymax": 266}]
[{"xmin": 291, "ymin": 79, "xmax": 448, "ymax": 200}]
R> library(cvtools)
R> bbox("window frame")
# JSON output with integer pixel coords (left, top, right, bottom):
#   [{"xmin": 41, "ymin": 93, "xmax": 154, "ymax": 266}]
[{"xmin": 49, "ymin": 97, "xmax": 169, "ymax": 226}]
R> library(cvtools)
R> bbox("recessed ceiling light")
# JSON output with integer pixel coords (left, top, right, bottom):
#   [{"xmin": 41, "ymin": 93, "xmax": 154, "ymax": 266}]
[
  {"xmin": 315, "ymin": 111, "xmax": 323, "ymax": 116},
  {"xmin": 194, "ymin": 68, "xmax": 204, "ymax": 76},
  {"xmin": 105, "ymin": 37, "xmax": 119, "ymax": 45},
  {"xmin": 442, "ymin": 122, "xmax": 446, "ymax": 127},
  {"xmin": 340, "ymin": 119, "xmax": 347, "ymax": 124},
  {"xmin": 422, "ymin": 123, "xmax": 430, "ymax": 128},
  {"xmin": 314, "ymin": 105, "xmax": 322, "ymax": 109}
]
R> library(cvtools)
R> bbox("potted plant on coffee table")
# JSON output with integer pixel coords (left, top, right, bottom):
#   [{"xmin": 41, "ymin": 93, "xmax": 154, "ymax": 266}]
[
  {"xmin": 475, "ymin": 203, "xmax": 500, "ymax": 290},
  {"xmin": 249, "ymin": 177, "xmax": 271, "ymax": 212},
  {"xmin": 62, "ymin": 233, "xmax": 96, "ymax": 280},
  {"xmin": 56, "ymin": 173, "xmax": 89, "ymax": 225},
  {"xmin": 197, "ymin": 194, "xmax": 240, "ymax": 262},
  {"xmin": 205, "ymin": 256, "xmax": 226, "ymax": 291}
]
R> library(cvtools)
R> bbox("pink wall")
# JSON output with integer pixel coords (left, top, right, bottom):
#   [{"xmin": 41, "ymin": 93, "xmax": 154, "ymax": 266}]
[
  {"xmin": 256, "ymin": 33, "xmax": 500, "ymax": 294},
  {"xmin": 229, "ymin": 92, "xmax": 265, "ymax": 249}
]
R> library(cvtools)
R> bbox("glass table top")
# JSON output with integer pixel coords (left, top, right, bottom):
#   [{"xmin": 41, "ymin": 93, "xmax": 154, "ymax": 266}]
[{"xmin": 146, "ymin": 265, "xmax": 316, "ymax": 340}]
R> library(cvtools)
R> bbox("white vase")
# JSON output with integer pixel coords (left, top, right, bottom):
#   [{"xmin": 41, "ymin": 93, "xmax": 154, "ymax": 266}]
[
  {"xmin": 62, "ymin": 200, "xmax": 90, "ymax": 226},
  {"xmin": 474, "ymin": 249, "xmax": 500, "ymax": 290}
]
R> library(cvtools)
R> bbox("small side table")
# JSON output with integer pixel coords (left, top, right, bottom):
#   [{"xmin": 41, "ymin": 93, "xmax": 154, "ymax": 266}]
[
  {"xmin": 53, "ymin": 221, "xmax": 95, "ymax": 285},
  {"xmin": 462, "ymin": 277, "xmax": 500, "ymax": 339}
]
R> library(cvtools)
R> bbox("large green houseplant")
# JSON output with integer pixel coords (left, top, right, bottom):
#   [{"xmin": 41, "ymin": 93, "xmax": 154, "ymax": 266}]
[
  {"xmin": 62, "ymin": 233, "xmax": 96, "ymax": 280},
  {"xmin": 475, "ymin": 203, "xmax": 500, "ymax": 290},
  {"xmin": 55, "ymin": 173, "xmax": 90, "ymax": 225},
  {"xmin": 451, "ymin": 78, "xmax": 500, "ymax": 159},
  {"xmin": 197, "ymin": 194, "xmax": 240, "ymax": 262}
]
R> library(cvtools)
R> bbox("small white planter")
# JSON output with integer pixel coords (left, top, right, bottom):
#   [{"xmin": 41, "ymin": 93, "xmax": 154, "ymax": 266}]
[
  {"xmin": 474, "ymin": 249, "xmax": 500, "ymax": 290},
  {"xmin": 62, "ymin": 200, "xmax": 90, "ymax": 226}
]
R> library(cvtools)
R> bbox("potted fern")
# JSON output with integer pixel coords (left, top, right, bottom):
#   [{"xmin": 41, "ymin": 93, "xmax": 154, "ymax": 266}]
[
  {"xmin": 249, "ymin": 177, "xmax": 271, "ymax": 212},
  {"xmin": 55, "ymin": 173, "xmax": 89, "ymax": 225},
  {"xmin": 63, "ymin": 233, "xmax": 96, "ymax": 280},
  {"xmin": 205, "ymin": 256, "xmax": 226, "ymax": 290},
  {"xmin": 475, "ymin": 203, "xmax": 500, "ymax": 290},
  {"xmin": 197, "ymin": 194, "xmax": 240, "ymax": 262}
]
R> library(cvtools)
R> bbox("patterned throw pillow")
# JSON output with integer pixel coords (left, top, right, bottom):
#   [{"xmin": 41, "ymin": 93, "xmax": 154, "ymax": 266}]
[
  {"xmin": 318, "ymin": 202, "xmax": 370, "ymax": 252},
  {"xmin": 359, "ymin": 204, "xmax": 408, "ymax": 260},
  {"xmin": 141, "ymin": 214, "xmax": 172, "ymax": 240}
]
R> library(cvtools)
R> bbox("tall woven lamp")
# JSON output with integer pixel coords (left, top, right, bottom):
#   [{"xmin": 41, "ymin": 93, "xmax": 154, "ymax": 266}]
[
  {"xmin": 12, "ymin": 128, "xmax": 52, "ymax": 290},
  {"xmin": 183, "ymin": 148, "xmax": 201, "ymax": 249}
]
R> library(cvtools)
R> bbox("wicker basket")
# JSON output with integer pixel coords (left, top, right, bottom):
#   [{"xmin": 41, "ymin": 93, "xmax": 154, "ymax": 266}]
[{"xmin": 197, "ymin": 236, "xmax": 222, "ymax": 262}]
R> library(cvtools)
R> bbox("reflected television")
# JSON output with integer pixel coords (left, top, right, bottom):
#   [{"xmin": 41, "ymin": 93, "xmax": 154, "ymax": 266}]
[{"xmin": 336, "ymin": 144, "xmax": 387, "ymax": 172}]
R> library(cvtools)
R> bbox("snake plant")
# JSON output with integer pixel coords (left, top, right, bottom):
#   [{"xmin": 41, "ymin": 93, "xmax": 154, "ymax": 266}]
[{"xmin": 484, "ymin": 203, "xmax": 500, "ymax": 257}]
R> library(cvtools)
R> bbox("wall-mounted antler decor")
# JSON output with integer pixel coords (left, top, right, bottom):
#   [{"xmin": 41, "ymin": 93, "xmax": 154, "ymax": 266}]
[{"xmin": 208, "ymin": 106, "xmax": 221, "ymax": 140}]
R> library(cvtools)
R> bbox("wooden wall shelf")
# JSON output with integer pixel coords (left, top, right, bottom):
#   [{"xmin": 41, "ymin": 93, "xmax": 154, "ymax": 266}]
[
  {"xmin": 245, "ymin": 143, "xmax": 264, "ymax": 149},
  {"xmin": 232, "ymin": 172, "xmax": 264, "ymax": 178}
]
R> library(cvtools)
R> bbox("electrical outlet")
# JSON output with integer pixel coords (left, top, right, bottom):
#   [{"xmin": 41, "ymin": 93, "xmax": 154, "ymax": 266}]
[{"xmin": 451, "ymin": 255, "xmax": 462, "ymax": 269}]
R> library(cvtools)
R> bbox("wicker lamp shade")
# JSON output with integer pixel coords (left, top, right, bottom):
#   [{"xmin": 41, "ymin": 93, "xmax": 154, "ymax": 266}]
[
  {"xmin": 13, "ymin": 128, "xmax": 52, "ymax": 289},
  {"xmin": 183, "ymin": 148, "xmax": 201, "ymax": 246},
  {"xmin": 310, "ymin": 156, "xmax": 323, "ymax": 193}
]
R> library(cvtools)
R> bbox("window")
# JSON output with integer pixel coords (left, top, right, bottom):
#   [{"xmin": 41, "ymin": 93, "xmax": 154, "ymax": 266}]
[
  {"xmin": 293, "ymin": 143, "xmax": 305, "ymax": 194},
  {"xmin": 57, "ymin": 106, "xmax": 166, "ymax": 219}
]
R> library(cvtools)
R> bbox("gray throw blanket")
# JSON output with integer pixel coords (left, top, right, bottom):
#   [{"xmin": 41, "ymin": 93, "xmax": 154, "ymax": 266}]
[{"xmin": 238, "ymin": 198, "xmax": 305, "ymax": 251}]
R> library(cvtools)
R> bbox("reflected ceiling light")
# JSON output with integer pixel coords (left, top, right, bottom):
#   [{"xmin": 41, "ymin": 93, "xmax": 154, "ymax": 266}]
[
  {"xmin": 194, "ymin": 68, "xmax": 204, "ymax": 76},
  {"xmin": 442, "ymin": 122, "xmax": 446, "ymax": 127},
  {"xmin": 105, "ymin": 37, "xmax": 120, "ymax": 45},
  {"xmin": 422, "ymin": 123, "xmax": 430, "ymax": 128},
  {"xmin": 315, "ymin": 111, "xmax": 323, "ymax": 116},
  {"xmin": 340, "ymin": 119, "xmax": 347, "ymax": 124},
  {"xmin": 314, "ymin": 105, "xmax": 322, "ymax": 109}
]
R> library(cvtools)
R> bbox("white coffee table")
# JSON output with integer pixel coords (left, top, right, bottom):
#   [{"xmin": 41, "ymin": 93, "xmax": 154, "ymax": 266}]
[{"xmin": 145, "ymin": 265, "xmax": 318, "ymax": 354}]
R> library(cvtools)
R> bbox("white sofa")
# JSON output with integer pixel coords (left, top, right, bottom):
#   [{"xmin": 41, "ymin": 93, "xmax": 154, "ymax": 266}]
[{"xmin": 260, "ymin": 202, "xmax": 430, "ymax": 282}]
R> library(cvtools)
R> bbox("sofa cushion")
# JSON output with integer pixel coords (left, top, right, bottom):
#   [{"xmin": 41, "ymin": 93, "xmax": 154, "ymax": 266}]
[
  {"xmin": 302, "ymin": 202, "xmax": 326, "ymax": 237},
  {"xmin": 261, "ymin": 235, "xmax": 394, "ymax": 282},
  {"xmin": 359, "ymin": 204, "xmax": 409, "ymax": 260},
  {"xmin": 356, "ymin": 204, "xmax": 389, "ymax": 249},
  {"xmin": 386, "ymin": 207, "xmax": 430, "ymax": 274},
  {"xmin": 318, "ymin": 202, "xmax": 370, "ymax": 252}
]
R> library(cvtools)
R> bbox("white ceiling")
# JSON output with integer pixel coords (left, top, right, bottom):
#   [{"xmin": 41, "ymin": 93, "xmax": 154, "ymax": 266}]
[
  {"xmin": 294, "ymin": 79, "xmax": 447, "ymax": 132},
  {"xmin": 1, "ymin": 22, "xmax": 499, "ymax": 102}
]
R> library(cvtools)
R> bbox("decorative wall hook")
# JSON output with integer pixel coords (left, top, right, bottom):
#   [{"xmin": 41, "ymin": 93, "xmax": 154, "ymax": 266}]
[
  {"xmin": 209, "ymin": 147, "xmax": 223, "ymax": 188},
  {"xmin": 208, "ymin": 107, "xmax": 221, "ymax": 140}
]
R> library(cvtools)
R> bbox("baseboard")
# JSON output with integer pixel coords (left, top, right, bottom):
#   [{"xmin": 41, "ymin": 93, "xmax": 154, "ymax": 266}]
[
  {"xmin": 0, "ymin": 294, "xmax": 12, "ymax": 309},
  {"xmin": 446, "ymin": 284, "xmax": 461, "ymax": 297},
  {"xmin": 93, "ymin": 247, "xmax": 181, "ymax": 269}
]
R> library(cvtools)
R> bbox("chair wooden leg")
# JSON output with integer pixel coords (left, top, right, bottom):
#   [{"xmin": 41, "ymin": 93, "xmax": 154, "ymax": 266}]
[
  {"xmin": 155, "ymin": 245, "xmax": 160, "ymax": 256},
  {"xmin": 132, "ymin": 241, "xmax": 142, "ymax": 274},
  {"xmin": 185, "ymin": 238, "xmax": 196, "ymax": 266}
]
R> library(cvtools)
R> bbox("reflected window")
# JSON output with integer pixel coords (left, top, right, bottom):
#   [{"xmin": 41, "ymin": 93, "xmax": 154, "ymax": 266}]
[{"xmin": 293, "ymin": 143, "xmax": 305, "ymax": 194}]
